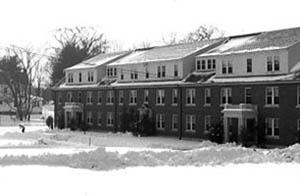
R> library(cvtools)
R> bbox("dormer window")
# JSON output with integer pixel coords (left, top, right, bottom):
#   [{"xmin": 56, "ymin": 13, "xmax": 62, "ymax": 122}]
[
  {"xmin": 145, "ymin": 68, "xmax": 149, "ymax": 79},
  {"xmin": 67, "ymin": 73, "xmax": 74, "ymax": 83},
  {"xmin": 201, "ymin": 60, "xmax": 206, "ymax": 70},
  {"xmin": 221, "ymin": 60, "xmax": 233, "ymax": 74},
  {"xmin": 162, "ymin": 66, "xmax": 166, "ymax": 77},
  {"xmin": 197, "ymin": 60, "xmax": 201, "ymax": 70},
  {"xmin": 157, "ymin": 66, "xmax": 161, "ymax": 78},
  {"xmin": 88, "ymin": 71, "xmax": 94, "ymax": 82},
  {"xmin": 174, "ymin": 65, "xmax": 178, "ymax": 77},
  {"xmin": 207, "ymin": 59, "xmax": 212, "ymax": 69},
  {"xmin": 120, "ymin": 69, "xmax": 124, "ymax": 80},
  {"xmin": 267, "ymin": 56, "xmax": 280, "ymax": 72},
  {"xmin": 247, "ymin": 58, "xmax": 252, "ymax": 73},
  {"xmin": 197, "ymin": 59, "xmax": 216, "ymax": 71},
  {"xmin": 212, "ymin": 59, "xmax": 216, "ymax": 69}
]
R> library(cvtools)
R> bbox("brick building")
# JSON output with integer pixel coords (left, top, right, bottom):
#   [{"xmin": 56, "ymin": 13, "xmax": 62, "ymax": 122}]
[{"xmin": 53, "ymin": 27, "xmax": 300, "ymax": 145}]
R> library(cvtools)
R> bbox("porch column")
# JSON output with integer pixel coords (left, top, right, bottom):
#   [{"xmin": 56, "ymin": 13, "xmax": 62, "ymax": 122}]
[
  {"xmin": 64, "ymin": 110, "xmax": 67, "ymax": 128},
  {"xmin": 223, "ymin": 117, "xmax": 228, "ymax": 143}
]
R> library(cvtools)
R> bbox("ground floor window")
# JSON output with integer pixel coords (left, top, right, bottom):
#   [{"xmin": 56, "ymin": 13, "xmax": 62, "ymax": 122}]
[
  {"xmin": 87, "ymin": 111, "xmax": 93, "ymax": 125},
  {"xmin": 185, "ymin": 115, "xmax": 196, "ymax": 132},
  {"xmin": 97, "ymin": 112, "xmax": 102, "ymax": 126},
  {"xmin": 172, "ymin": 114, "xmax": 178, "ymax": 131},
  {"xmin": 204, "ymin": 115, "xmax": 211, "ymax": 133},
  {"xmin": 107, "ymin": 112, "xmax": 114, "ymax": 127},
  {"xmin": 265, "ymin": 118, "xmax": 279, "ymax": 138},
  {"xmin": 156, "ymin": 114, "xmax": 165, "ymax": 130}
]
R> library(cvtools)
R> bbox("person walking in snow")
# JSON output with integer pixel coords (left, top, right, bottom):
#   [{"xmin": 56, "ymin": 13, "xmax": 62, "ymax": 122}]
[{"xmin": 19, "ymin": 124, "xmax": 25, "ymax": 133}]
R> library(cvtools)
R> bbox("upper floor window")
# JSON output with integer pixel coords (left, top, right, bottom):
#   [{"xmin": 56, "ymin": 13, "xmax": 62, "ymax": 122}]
[
  {"xmin": 106, "ymin": 68, "xmax": 117, "ymax": 77},
  {"xmin": 197, "ymin": 59, "xmax": 216, "ymax": 71},
  {"xmin": 222, "ymin": 60, "xmax": 233, "ymax": 74},
  {"xmin": 247, "ymin": 58, "xmax": 252, "ymax": 73},
  {"xmin": 245, "ymin": 87, "xmax": 252, "ymax": 104},
  {"xmin": 87, "ymin": 91, "xmax": 93, "ymax": 104},
  {"xmin": 131, "ymin": 70, "xmax": 138, "ymax": 80},
  {"xmin": 157, "ymin": 66, "xmax": 166, "ymax": 78},
  {"xmin": 201, "ymin": 60, "xmax": 206, "ymax": 70},
  {"xmin": 267, "ymin": 56, "xmax": 280, "ymax": 72},
  {"xmin": 156, "ymin": 89, "xmax": 165, "ymax": 105},
  {"xmin": 114, "ymin": 68, "xmax": 117, "ymax": 76},
  {"xmin": 265, "ymin": 118, "xmax": 279, "ymax": 138},
  {"xmin": 79, "ymin": 72, "xmax": 82, "ymax": 83},
  {"xmin": 129, "ymin": 90, "xmax": 137, "ymax": 105},
  {"xmin": 221, "ymin": 88, "xmax": 232, "ymax": 105},
  {"xmin": 172, "ymin": 89, "xmax": 178, "ymax": 105},
  {"xmin": 186, "ymin": 114, "xmax": 196, "ymax": 132},
  {"xmin": 88, "ymin": 71, "xmax": 94, "ymax": 82},
  {"xmin": 204, "ymin": 88, "xmax": 211, "ymax": 105},
  {"xmin": 157, "ymin": 66, "xmax": 161, "ymax": 78},
  {"xmin": 120, "ymin": 69, "xmax": 124, "ymax": 80},
  {"xmin": 98, "ymin": 91, "xmax": 102, "ymax": 104},
  {"xmin": 212, "ymin": 59, "xmax": 216, "ymax": 69},
  {"xmin": 78, "ymin": 91, "xmax": 82, "ymax": 103},
  {"xmin": 144, "ymin": 90, "xmax": 149, "ymax": 104},
  {"xmin": 174, "ymin": 65, "xmax": 178, "ymax": 77},
  {"xmin": 67, "ymin": 73, "xmax": 74, "ymax": 83},
  {"xmin": 107, "ymin": 90, "xmax": 114, "ymax": 105},
  {"xmin": 67, "ymin": 92, "xmax": 73, "ymax": 102},
  {"xmin": 207, "ymin": 59, "xmax": 212, "ymax": 69},
  {"xmin": 119, "ymin": 91, "xmax": 124, "ymax": 105},
  {"xmin": 265, "ymin": 87, "xmax": 279, "ymax": 106},
  {"xmin": 186, "ymin": 88, "xmax": 195, "ymax": 105}
]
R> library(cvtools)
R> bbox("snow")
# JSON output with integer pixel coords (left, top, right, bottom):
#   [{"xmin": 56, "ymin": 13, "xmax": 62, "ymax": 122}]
[
  {"xmin": 0, "ymin": 125, "xmax": 48, "ymax": 136},
  {"xmin": 105, "ymin": 146, "xmax": 176, "ymax": 154},
  {"xmin": 111, "ymin": 80, "xmax": 185, "ymax": 87},
  {"xmin": 0, "ymin": 139, "xmax": 36, "ymax": 146},
  {"xmin": 0, "ymin": 164, "xmax": 299, "ymax": 196}
]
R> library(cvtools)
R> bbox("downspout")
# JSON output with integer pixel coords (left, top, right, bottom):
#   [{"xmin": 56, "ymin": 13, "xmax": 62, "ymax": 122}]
[{"xmin": 114, "ymin": 87, "xmax": 118, "ymax": 133}]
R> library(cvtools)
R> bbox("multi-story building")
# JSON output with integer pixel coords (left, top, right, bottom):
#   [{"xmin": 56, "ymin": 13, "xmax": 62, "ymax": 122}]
[{"xmin": 53, "ymin": 27, "xmax": 300, "ymax": 145}]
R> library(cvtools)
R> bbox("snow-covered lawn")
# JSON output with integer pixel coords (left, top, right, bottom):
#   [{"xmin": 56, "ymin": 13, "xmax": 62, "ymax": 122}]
[
  {"xmin": 0, "ymin": 125, "xmax": 48, "ymax": 136},
  {"xmin": 0, "ymin": 164, "xmax": 299, "ymax": 196}
]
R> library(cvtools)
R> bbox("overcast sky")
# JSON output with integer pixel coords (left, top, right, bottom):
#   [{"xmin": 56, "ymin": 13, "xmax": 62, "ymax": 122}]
[{"xmin": 1, "ymin": 0, "xmax": 300, "ymax": 51}]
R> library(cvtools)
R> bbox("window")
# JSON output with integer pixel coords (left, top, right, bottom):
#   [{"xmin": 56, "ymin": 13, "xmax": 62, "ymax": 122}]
[
  {"xmin": 297, "ymin": 86, "xmax": 300, "ymax": 106},
  {"xmin": 107, "ymin": 90, "xmax": 114, "ymax": 105},
  {"xmin": 197, "ymin": 60, "xmax": 201, "ymax": 70},
  {"xmin": 114, "ymin": 68, "xmax": 117, "ymax": 76},
  {"xmin": 204, "ymin": 88, "xmax": 211, "ymax": 105},
  {"xmin": 129, "ymin": 90, "xmax": 137, "ymax": 105},
  {"xmin": 172, "ymin": 114, "xmax": 178, "ymax": 131},
  {"xmin": 87, "ymin": 112, "xmax": 93, "ymax": 125},
  {"xmin": 204, "ymin": 115, "xmax": 211, "ymax": 132},
  {"xmin": 78, "ymin": 91, "xmax": 82, "ymax": 103},
  {"xmin": 144, "ymin": 90, "xmax": 149, "ymax": 103},
  {"xmin": 145, "ymin": 68, "xmax": 149, "ymax": 79},
  {"xmin": 97, "ymin": 112, "xmax": 102, "ymax": 126},
  {"xmin": 201, "ymin": 60, "xmax": 206, "ymax": 70},
  {"xmin": 79, "ymin": 72, "xmax": 82, "ymax": 82},
  {"xmin": 222, "ymin": 61, "xmax": 226, "ymax": 74},
  {"xmin": 174, "ymin": 65, "xmax": 178, "ymax": 77},
  {"xmin": 156, "ymin": 89, "xmax": 165, "ymax": 105},
  {"xmin": 120, "ymin": 69, "xmax": 124, "ymax": 80},
  {"xmin": 265, "ymin": 118, "xmax": 279, "ymax": 138},
  {"xmin": 87, "ymin": 91, "xmax": 93, "ymax": 104},
  {"xmin": 130, "ymin": 70, "xmax": 134, "ymax": 79},
  {"xmin": 119, "ymin": 91, "xmax": 124, "ymax": 105},
  {"xmin": 162, "ymin": 66, "xmax": 166, "ymax": 78},
  {"xmin": 134, "ymin": 70, "xmax": 138, "ymax": 79},
  {"xmin": 172, "ymin": 89, "xmax": 178, "ymax": 105},
  {"xmin": 156, "ymin": 114, "xmax": 165, "ymax": 130},
  {"xmin": 97, "ymin": 91, "xmax": 102, "ymax": 104},
  {"xmin": 186, "ymin": 88, "xmax": 195, "ymax": 105},
  {"xmin": 247, "ymin": 58, "xmax": 252, "ymax": 73},
  {"xmin": 207, "ymin": 59, "xmax": 212, "ymax": 69},
  {"xmin": 245, "ymin": 87, "xmax": 252, "ymax": 104},
  {"xmin": 220, "ymin": 88, "xmax": 232, "ymax": 105},
  {"xmin": 67, "ymin": 92, "xmax": 73, "ymax": 102},
  {"xmin": 267, "ymin": 56, "xmax": 273, "ymax": 72},
  {"xmin": 107, "ymin": 112, "xmax": 114, "ymax": 127},
  {"xmin": 221, "ymin": 61, "xmax": 233, "ymax": 74},
  {"xmin": 267, "ymin": 56, "xmax": 280, "ymax": 72},
  {"xmin": 265, "ymin": 87, "xmax": 279, "ymax": 106},
  {"xmin": 186, "ymin": 115, "xmax": 196, "ymax": 132},
  {"xmin": 157, "ymin": 66, "xmax": 161, "ymax": 78},
  {"xmin": 212, "ymin": 59, "xmax": 216, "ymax": 69},
  {"xmin": 274, "ymin": 56, "xmax": 280, "ymax": 71},
  {"xmin": 297, "ymin": 119, "xmax": 300, "ymax": 131},
  {"xmin": 88, "ymin": 71, "xmax": 94, "ymax": 82},
  {"xmin": 67, "ymin": 73, "xmax": 73, "ymax": 83}
]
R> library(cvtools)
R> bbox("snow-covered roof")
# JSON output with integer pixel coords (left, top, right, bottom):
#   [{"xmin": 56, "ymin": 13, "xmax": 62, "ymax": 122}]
[
  {"xmin": 111, "ymin": 80, "xmax": 186, "ymax": 87},
  {"xmin": 198, "ymin": 27, "xmax": 300, "ymax": 57},
  {"xmin": 108, "ymin": 39, "xmax": 224, "ymax": 66},
  {"xmin": 206, "ymin": 74, "xmax": 296, "ymax": 83},
  {"xmin": 65, "ymin": 51, "xmax": 130, "ymax": 71}
]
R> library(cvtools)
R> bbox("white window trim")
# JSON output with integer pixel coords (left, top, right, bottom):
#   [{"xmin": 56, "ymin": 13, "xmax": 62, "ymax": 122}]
[
  {"xmin": 86, "ymin": 92, "xmax": 93, "ymax": 105},
  {"xmin": 129, "ymin": 90, "xmax": 137, "ymax": 105},
  {"xmin": 172, "ymin": 89, "xmax": 178, "ymax": 106},
  {"xmin": 106, "ymin": 91, "xmax": 114, "ymax": 105},
  {"xmin": 156, "ymin": 90, "xmax": 165, "ymax": 106},
  {"xmin": 186, "ymin": 88, "xmax": 196, "ymax": 106},
  {"xmin": 220, "ymin": 88, "xmax": 232, "ymax": 106},
  {"xmin": 172, "ymin": 114, "xmax": 178, "ymax": 131},
  {"xmin": 87, "ymin": 112, "xmax": 93, "ymax": 125},
  {"xmin": 244, "ymin": 87, "xmax": 252, "ymax": 104},
  {"xmin": 265, "ymin": 118, "xmax": 279, "ymax": 139},
  {"xmin": 204, "ymin": 88, "xmax": 211, "ymax": 106},
  {"xmin": 156, "ymin": 114, "xmax": 165, "ymax": 130},
  {"xmin": 107, "ymin": 112, "xmax": 114, "ymax": 127},
  {"xmin": 265, "ymin": 87, "xmax": 279, "ymax": 107},
  {"xmin": 185, "ymin": 115, "xmax": 196, "ymax": 133}
]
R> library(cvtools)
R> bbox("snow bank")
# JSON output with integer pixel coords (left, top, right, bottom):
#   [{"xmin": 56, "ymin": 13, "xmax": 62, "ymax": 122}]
[{"xmin": 0, "ymin": 163, "xmax": 299, "ymax": 196}]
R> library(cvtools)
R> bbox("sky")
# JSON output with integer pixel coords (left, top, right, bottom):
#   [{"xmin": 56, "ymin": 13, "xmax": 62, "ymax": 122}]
[{"xmin": 0, "ymin": 0, "xmax": 300, "ymax": 51}]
